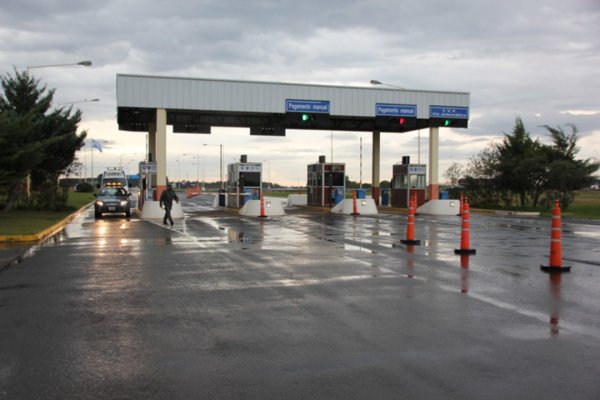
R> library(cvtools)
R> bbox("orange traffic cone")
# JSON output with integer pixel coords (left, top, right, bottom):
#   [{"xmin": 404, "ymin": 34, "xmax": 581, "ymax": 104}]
[
  {"xmin": 401, "ymin": 194, "xmax": 421, "ymax": 245},
  {"xmin": 351, "ymin": 190, "xmax": 360, "ymax": 216},
  {"xmin": 259, "ymin": 192, "xmax": 267, "ymax": 218},
  {"xmin": 541, "ymin": 200, "xmax": 570, "ymax": 273},
  {"xmin": 454, "ymin": 197, "xmax": 476, "ymax": 255}
]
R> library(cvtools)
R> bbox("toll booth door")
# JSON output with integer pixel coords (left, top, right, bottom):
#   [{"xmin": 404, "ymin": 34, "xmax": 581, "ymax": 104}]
[{"xmin": 324, "ymin": 187, "xmax": 336, "ymax": 207}]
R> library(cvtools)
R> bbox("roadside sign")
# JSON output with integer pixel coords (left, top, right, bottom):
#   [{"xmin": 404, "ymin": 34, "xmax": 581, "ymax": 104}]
[
  {"xmin": 285, "ymin": 99, "xmax": 330, "ymax": 114},
  {"xmin": 408, "ymin": 165, "xmax": 427, "ymax": 174},
  {"xmin": 429, "ymin": 106, "xmax": 469, "ymax": 119},
  {"xmin": 239, "ymin": 164, "xmax": 262, "ymax": 172},
  {"xmin": 375, "ymin": 103, "xmax": 417, "ymax": 117},
  {"xmin": 139, "ymin": 161, "xmax": 156, "ymax": 174}
]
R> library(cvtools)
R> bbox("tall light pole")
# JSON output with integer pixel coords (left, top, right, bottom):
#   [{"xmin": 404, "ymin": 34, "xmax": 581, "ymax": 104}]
[
  {"xmin": 369, "ymin": 79, "xmax": 407, "ymax": 90},
  {"xmin": 371, "ymin": 80, "xmax": 422, "ymax": 164},
  {"xmin": 58, "ymin": 98, "xmax": 99, "ymax": 105},
  {"xmin": 203, "ymin": 143, "xmax": 224, "ymax": 189},
  {"xmin": 183, "ymin": 153, "xmax": 203, "ymax": 191},
  {"xmin": 23, "ymin": 60, "xmax": 93, "ymax": 196},
  {"xmin": 262, "ymin": 159, "xmax": 271, "ymax": 190},
  {"xmin": 27, "ymin": 60, "xmax": 92, "ymax": 76}
]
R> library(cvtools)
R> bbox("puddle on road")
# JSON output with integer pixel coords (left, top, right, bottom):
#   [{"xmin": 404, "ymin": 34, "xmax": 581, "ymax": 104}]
[
  {"xmin": 344, "ymin": 244, "xmax": 375, "ymax": 254},
  {"xmin": 571, "ymin": 230, "xmax": 600, "ymax": 239},
  {"xmin": 501, "ymin": 325, "xmax": 554, "ymax": 340}
]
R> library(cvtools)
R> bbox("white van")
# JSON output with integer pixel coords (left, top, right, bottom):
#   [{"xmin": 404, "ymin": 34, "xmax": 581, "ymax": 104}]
[{"xmin": 100, "ymin": 167, "xmax": 128, "ymax": 190}]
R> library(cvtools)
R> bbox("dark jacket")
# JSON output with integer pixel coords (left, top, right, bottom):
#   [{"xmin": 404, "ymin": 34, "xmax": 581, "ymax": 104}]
[{"xmin": 160, "ymin": 188, "xmax": 179, "ymax": 209}]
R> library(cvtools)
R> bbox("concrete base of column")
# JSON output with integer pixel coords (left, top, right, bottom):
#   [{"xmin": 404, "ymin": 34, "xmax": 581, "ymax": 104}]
[
  {"xmin": 140, "ymin": 201, "xmax": 184, "ymax": 220},
  {"xmin": 372, "ymin": 187, "xmax": 380, "ymax": 206},
  {"xmin": 428, "ymin": 184, "xmax": 440, "ymax": 201},
  {"xmin": 154, "ymin": 185, "xmax": 166, "ymax": 201}
]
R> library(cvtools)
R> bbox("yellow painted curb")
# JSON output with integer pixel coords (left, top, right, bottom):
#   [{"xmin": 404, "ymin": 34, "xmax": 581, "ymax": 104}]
[{"xmin": 0, "ymin": 203, "xmax": 93, "ymax": 243}]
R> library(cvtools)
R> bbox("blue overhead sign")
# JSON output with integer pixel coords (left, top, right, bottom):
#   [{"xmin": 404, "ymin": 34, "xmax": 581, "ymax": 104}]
[
  {"xmin": 375, "ymin": 103, "xmax": 417, "ymax": 117},
  {"xmin": 286, "ymin": 99, "xmax": 330, "ymax": 114},
  {"xmin": 429, "ymin": 106, "xmax": 469, "ymax": 119}
]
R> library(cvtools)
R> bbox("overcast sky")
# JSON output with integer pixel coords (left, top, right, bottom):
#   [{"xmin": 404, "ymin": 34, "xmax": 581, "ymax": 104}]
[{"xmin": 2, "ymin": 0, "xmax": 599, "ymax": 185}]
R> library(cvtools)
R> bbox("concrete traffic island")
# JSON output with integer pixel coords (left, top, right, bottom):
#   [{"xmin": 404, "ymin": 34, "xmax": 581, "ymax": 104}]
[
  {"xmin": 239, "ymin": 198, "xmax": 286, "ymax": 217},
  {"xmin": 139, "ymin": 201, "xmax": 184, "ymax": 220},
  {"xmin": 331, "ymin": 197, "xmax": 378, "ymax": 215},
  {"xmin": 416, "ymin": 199, "xmax": 461, "ymax": 215},
  {"xmin": 286, "ymin": 194, "xmax": 307, "ymax": 206}
]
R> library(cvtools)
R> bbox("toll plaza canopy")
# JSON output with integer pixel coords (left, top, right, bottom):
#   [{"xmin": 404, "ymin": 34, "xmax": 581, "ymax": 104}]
[
  {"xmin": 116, "ymin": 74, "xmax": 470, "ymax": 134},
  {"xmin": 116, "ymin": 74, "xmax": 470, "ymax": 205}
]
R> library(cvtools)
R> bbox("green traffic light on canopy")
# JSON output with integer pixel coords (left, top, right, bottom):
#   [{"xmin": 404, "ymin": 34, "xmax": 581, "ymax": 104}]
[
  {"xmin": 301, "ymin": 113, "xmax": 311, "ymax": 122},
  {"xmin": 444, "ymin": 119, "xmax": 452, "ymax": 126}
]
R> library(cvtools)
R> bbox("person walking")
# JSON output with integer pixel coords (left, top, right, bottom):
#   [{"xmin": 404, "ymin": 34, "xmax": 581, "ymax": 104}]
[{"xmin": 159, "ymin": 183, "xmax": 179, "ymax": 226}]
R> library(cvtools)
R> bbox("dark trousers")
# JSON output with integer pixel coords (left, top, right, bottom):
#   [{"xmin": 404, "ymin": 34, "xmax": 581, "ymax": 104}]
[{"xmin": 163, "ymin": 207, "xmax": 173, "ymax": 224}]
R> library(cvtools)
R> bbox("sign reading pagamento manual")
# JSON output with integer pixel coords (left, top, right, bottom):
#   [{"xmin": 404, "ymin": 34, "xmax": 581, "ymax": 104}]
[
  {"xmin": 375, "ymin": 103, "xmax": 417, "ymax": 117},
  {"xmin": 286, "ymin": 99, "xmax": 330, "ymax": 114}
]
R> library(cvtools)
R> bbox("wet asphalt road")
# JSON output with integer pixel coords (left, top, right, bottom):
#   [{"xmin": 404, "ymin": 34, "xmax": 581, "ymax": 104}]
[{"xmin": 1, "ymin": 194, "xmax": 600, "ymax": 399}]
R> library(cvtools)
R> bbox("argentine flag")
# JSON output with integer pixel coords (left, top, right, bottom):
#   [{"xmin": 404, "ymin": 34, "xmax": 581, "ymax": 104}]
[{"xmin": 91, "ymin": 138, "xmax": 103, "ymax": 153}]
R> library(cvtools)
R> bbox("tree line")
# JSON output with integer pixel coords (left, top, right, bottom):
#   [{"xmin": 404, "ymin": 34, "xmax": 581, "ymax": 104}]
[
  {"xmin": 0, "ymin": 70, "xmax": 86, "ymax": 211},
  {"xmin": 2, "ymin": 68, "xmax": 597, "ymax": 212},
  {"xmin": 445, "ymin": 117, "xmax": 599, "ymax": 210}
]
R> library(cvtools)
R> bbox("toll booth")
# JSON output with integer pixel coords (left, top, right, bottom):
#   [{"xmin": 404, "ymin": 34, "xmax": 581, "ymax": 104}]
[
  {"xmin": 391, "ymin": 156, "xmax": 427, "ymax": 208},
  {"xmin": 226, "ymin": 155, "xmax": 262, "ymax": 208},
  {"xmin": 307, "ymin": 155, "xmax": 345, "ymax": 207},
  {"xmin": 139, "ymin": 161, "xmax": 157, "ymax": 208}
]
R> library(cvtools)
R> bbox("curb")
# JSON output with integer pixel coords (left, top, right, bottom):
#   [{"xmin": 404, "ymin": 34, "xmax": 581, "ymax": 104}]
[{"xmin": 0, "ymin": 203, "xmax": 93, "ymax": 243}]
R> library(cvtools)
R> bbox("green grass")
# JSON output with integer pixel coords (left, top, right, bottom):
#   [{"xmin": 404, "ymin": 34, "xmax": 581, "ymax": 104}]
[
  {"xmin": 0, "ymin": 210, "xmax": 73, "ymax": 236},
  {"xmin": 263, "ymin": 190, "xmax": 307, "ymax": 197},
  {"xmin": 67, "ymin": 192, "xmax": 96, "ymax": 209},
  {"xmin": 565, "ymin": 190, "xmax": 600, "ymax": 219},
  {"xmin": 0, "ymin": 192, "xmax": 94, "ymax": 236}
]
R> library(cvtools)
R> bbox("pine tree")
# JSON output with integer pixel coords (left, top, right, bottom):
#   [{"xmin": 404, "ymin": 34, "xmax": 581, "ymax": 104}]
[{"xmin": 0, "ymin": 69, "xmax": 86, "ymax": 211}]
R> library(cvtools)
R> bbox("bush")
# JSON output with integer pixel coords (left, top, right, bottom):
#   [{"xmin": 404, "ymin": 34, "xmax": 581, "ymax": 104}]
[
  {"xmin": 75, "ymin": 182, "xmax": 94, "ymax": 192},
  {"xmin": 34, "ymin": 182, "xmax": 70, "ymax": 211}
]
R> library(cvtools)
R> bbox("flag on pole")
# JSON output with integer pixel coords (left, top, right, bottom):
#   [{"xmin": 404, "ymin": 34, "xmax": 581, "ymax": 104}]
[{"xmin": 91, "ymin": 138, "xmax": 103, "ymax": 153}]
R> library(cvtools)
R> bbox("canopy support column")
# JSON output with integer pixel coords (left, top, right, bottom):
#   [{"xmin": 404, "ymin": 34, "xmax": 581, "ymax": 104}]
[
  {"xmin": 428, "ymin": 126, "xmax": 439, "ymax": 201},
  {"xmin": 155, "ymin": 108, "xmax": 167, "ymax": 201}
]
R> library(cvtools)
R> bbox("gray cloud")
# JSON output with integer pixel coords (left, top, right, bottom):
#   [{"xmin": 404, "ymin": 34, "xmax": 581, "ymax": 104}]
[{"xmin": 1, "ymin": 0, "xmax": 599, "ymax": 183}]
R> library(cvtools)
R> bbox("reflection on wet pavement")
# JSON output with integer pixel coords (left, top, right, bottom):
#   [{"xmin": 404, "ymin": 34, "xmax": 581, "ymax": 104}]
[
  {"xmin": 5, "ymin": 196, "xmax": 600, "ymax": 344},
  {"xmin": 2, "ymin": 193, "xmax": 600, "ymax": 399}
]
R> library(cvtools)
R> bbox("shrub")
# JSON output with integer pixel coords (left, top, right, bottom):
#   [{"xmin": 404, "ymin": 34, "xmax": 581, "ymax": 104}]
[{"xmin": 75, "ymin": 182, "xmax": 94, "ymax": 192}]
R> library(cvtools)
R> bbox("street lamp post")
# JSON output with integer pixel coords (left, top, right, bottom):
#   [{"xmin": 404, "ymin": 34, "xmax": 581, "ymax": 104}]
[
  {"xmin": 58, "ymin": 98, "xmax": 99, "ymax": 106},
  {"xmin": 23, "ymin": 60, "xmax": 93, "ymax": 197},
  {"xmin": 262, "ymin": 159, "xmax": 271, "ymax": 190},
  {"xmin": 26, "ymin": 60, "xmax": 92, "ymax": 76},
  {"xmin": 183, "ymin": 153, "xmax": 203, "ymax": 191},
  {"xmin": 369, "ymin": 79, "xmax": 407, "ymax": 90},
  {"xmin": 203, "ymin": 143, "xmax": 224, "ymax": 189},
  {"xmin": 371, "ymin": 80, "xmax": 422, "ymax": 163}
]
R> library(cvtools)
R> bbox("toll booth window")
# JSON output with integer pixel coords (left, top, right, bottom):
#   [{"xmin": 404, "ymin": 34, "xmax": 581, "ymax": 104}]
[
  {"xmin": 242, "ymin": 172, "xmax": 261, "ymax": 187},
  {"xmin": 410, "ymin": 175, "xmax": 426, "ymax": 188},
  {"xmin": 326, "ymin": 172, "xmax": 344, "ymax": 186},
  {"xmin": 392, "ymin": 175, "xmax": 407, "ymax": 189}
]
